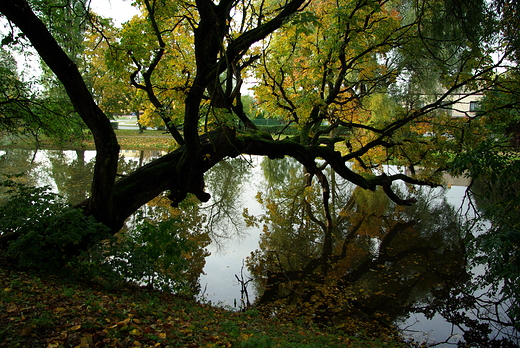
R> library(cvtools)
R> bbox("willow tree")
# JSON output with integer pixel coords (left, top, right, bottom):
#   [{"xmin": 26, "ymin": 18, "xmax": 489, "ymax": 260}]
[{"xmin": 0, "ymin": 0, "xmax": 511, "ymax": 253}]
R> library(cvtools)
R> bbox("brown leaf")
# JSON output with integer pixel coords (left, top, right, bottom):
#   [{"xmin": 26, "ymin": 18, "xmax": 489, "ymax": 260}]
[
  {"xmin": 78, "ymin": 333, "xmax": 93, "ymax": 347},
  {"xmin": 20, "ymin": 326, "xmax": 33, "ymax": 336}
]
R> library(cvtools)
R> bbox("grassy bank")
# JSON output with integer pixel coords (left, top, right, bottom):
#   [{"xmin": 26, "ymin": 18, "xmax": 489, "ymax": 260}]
[
  {"xmin": 0, "ymin": 258, "xmax": 407, "ymax": 348},
  {"xmin": 0, "ymin": 129, "xmax": 176, "ymax": 151},
  {"xmin": 86, "ymin": 129, "xmax": 177, "ymax": 151},
  {"xmin": 1, "ymin": 131, "xmax": 407, "ymax": 347},
  {"xmin": 1, "ymin": 130, "xmax": 347, "ymax": 154}
]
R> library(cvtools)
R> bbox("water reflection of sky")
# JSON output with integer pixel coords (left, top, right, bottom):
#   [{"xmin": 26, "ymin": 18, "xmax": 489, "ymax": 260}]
[
  {"xmin": 199, "ymin": 160, "xmax": 502, "ymax": 347},
  {"xmin": 199, "ymin": 156, "xmax": 264, "ymax": 308}
]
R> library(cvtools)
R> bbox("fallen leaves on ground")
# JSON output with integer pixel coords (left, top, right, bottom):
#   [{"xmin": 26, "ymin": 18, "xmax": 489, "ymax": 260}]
[{"xmin": 0, "ymin": 257, "xmax": 406, "ymax": 348}]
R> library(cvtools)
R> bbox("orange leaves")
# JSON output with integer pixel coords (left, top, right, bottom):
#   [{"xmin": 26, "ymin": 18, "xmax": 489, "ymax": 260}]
[{"xmin": 39, "ymin": 303, "xmax": 173, "ymax": 347}]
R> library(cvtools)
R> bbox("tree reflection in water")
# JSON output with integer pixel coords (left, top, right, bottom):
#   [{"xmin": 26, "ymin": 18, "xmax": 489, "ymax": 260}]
[
  {"xmin": 245, "ymin": 157, "xmax": 468, "ymax": 336},
  {"xmin": 202, "ymin": 157, "xmax": 253, "ymax": 246}
]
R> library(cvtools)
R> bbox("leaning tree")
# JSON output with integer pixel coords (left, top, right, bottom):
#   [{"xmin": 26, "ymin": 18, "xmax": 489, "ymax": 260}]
[{"xmin": 0, "ymin": 0, "xmax": 513, "ymax": 253}]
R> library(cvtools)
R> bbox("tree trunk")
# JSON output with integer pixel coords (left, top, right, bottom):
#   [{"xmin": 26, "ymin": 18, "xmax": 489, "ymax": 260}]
[{"xmin": 0, "ymin": 0, "xmax": 120, "ymax": 228}]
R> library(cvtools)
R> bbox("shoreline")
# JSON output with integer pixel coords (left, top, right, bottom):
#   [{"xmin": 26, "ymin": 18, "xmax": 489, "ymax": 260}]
[{"xmin": 0, "ymin": 129, "xmax": 176, "ymax": 152}]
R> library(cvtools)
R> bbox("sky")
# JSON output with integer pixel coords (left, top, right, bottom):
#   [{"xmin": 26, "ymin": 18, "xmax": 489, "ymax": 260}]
[{"xmin": 89, "ymin": 0, "xmax": 139, "ymax": 26}]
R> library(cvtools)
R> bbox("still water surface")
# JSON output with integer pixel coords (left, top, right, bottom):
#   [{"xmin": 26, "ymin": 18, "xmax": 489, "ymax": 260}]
[{"xmin": 0, "ymin": 148, "xmax": 488, "ymax": 346}]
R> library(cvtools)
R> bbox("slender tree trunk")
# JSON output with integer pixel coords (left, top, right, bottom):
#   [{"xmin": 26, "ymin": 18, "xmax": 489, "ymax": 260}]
[{"xmin": 136, "ymin": 110, "xmax": 145, "ymax": 134}]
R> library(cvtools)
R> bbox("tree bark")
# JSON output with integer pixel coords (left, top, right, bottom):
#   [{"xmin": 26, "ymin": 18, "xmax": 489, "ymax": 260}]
[
  {"xmin": 77, "ymin": 127, "xmax": 435, "ymax": 233},
  {"xmin": 0, "ymin": 0, "xmax": 311, "ymax": 234}
]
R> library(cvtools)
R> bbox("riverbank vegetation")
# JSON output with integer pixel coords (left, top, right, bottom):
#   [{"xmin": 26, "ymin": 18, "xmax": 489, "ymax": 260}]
[
  {"xmin": 0, "ymin": 252, "xmax": 408, "ymax": 348},
  {"xmin": 0, "ymin": 173, "xmax": 409, "ymax": 347}
]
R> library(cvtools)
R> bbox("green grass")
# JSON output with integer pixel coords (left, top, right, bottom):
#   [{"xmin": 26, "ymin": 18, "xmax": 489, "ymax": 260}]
[
  {"xmin": 1, "ymin": 129, "xmax": 335, "ymax": 152},
  {"xmin": 0, "ymin": 255, "xmax": 408, "ymax": 348},
  {"xmin": 0, "ymin": 129, "xmax": 176, "ymax": 151},
  {"xmin": 113, "ymin": 129, "xmax": 176, "ymax": 150}
]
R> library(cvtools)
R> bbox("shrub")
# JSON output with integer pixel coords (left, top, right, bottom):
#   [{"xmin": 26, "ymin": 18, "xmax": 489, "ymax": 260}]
[
  {"xmin": 103, "ymin": 212, "xmax": 210, "ymax": 294},
  {"xmin": 0, "ymin": 176, "xmax": 109, "ymax": 271}
]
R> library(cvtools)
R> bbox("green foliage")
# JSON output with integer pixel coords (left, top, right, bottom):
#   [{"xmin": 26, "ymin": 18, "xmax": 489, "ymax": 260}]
[
  {"xmin": 240, "ymin": 335, "xmax": 273, "ymax": 348},
  {"xmin": 0, "ymin": 176, "xmax": 110, "ymax": 271},
  {"xmin": 447, "ymin": 86, "xmax": 520, "ymax": 327},
  {"xmin": 1, "ymin": 3, "xmax": 89, "ymax": 145},
  {"xmin": 0, "ymin": 173, "xmax": 210, "ymax": 295},
  {"xmin": 0, "ymin": 49, "xmax": 39, "ymax": 135},
  {"xmin": 0, "ymin": 47, "xmax": 87, "ymax": 145},
  {"xmin": 465, "ymin": 155, "xmax": 520, "ymax": 324},
  {"xmin": 479, "ymin": 72, "xmax": 520, "ymax": 146},
  {"xmin": 30, "ymin": 0, "xmax": 89, "ymax": 61},
  {"xmin": 101, "ymin": 210, "xmax": 210, "ymax": 295}
]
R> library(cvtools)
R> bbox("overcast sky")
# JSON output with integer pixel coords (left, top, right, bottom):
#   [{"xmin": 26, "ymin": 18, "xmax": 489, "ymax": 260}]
[{"xmin": 89, "ymin": 0, "xmax": 138, "ymax": 26}]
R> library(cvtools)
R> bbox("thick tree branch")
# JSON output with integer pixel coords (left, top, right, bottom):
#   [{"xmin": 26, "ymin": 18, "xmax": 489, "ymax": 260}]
[{"xmin": 225, "ymin": 0, "xmax": 310, "ymax": 66}]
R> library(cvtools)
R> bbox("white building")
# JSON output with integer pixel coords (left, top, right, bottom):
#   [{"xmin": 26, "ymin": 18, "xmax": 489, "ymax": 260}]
[{"xmin": 441, "ymin": 92, "xmax": 482, "ymax": 118}]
